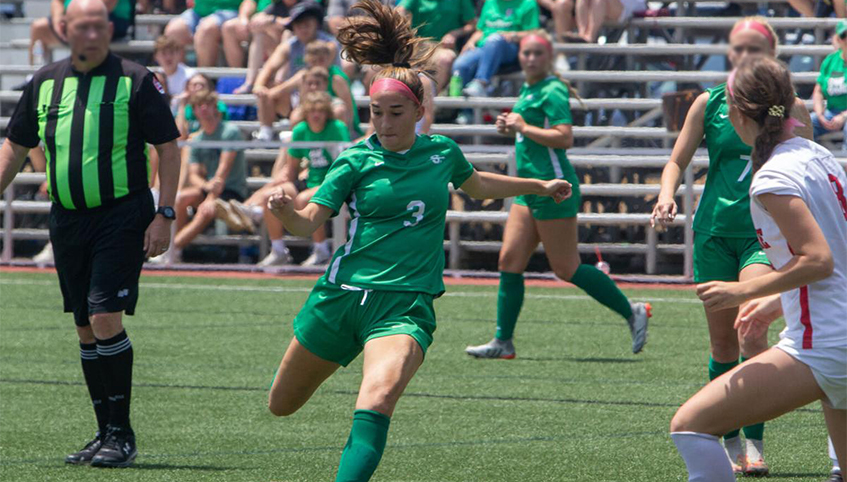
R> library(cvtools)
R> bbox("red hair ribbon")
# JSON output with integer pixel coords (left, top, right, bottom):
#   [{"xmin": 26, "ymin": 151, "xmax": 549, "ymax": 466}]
[
  {"xmin": 730, "ymin": 20, "xmax": 775, "ymax": 49},
  {"xmin": 520, "ymin": 34, "xmax": 553, "ymax": 52},
  {"xmin": 369, "ymin": 78, "xmax": 421, "ymax": 106}
]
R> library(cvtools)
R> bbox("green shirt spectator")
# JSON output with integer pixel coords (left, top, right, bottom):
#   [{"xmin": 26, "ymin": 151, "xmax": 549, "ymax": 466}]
[
  {"xmin": 476, "ymin": 0, "xmax": 539, "ymax": 46},
  {"xmin": 817, "ymin": 50, "xmax": 847, "ymax": 112},
  {"xmin": 397, "ymin": 0, "xmax": 476, "ymax": 41}
]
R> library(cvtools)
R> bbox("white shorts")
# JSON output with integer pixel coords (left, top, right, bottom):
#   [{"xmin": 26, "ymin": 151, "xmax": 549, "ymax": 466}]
[
  {"xmin": 618, "ymin": 0, "xmax": 646, "ymax": 22},
  {"xmin": 776, "ymin": 340, "xmax": 847, "ymax": 410}
]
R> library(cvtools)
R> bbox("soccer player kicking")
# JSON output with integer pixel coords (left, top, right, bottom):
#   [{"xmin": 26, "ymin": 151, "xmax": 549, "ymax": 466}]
[
  {"xmin": 671, "ymin": 56, "xmax": 846, "ymax": 482},
  {"xmin": 464, "ymin": 30, "xmax": 651, "ymax": 360},
  {"xmin": 263, "ymin": 2, "xmax": 572, "ymax": 480},
  {"xmin": 653, "ymin": 17, "xmax": 814, "ymax": 474}
]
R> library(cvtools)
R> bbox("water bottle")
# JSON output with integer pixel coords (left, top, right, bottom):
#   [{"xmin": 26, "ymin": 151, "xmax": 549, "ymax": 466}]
[
  {"xmin": 33, "ymin": 40, "xmax": 45, "ymax": 66},
  {"xmin": 449, "ymin": 71, "xmax": 463, "ymax": 97}
]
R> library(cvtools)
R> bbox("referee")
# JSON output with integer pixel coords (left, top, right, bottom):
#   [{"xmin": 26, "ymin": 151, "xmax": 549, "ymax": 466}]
[{"xmin": 0, "ymin": 0, "xmax": 180, "ymax": 468}]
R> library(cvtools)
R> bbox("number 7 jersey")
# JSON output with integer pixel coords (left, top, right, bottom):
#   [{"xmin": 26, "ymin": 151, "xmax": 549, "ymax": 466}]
[
  {"xmin": 310, "ymin": 134, "xmax": 475, "ymax": 296},
  {"xmin": 750, "ymin": 137, "xmax": 847, "ymax": 350}
]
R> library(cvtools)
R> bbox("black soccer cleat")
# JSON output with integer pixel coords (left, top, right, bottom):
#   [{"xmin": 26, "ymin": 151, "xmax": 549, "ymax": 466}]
[
  {"xmin": 828, "ymin": 471, "xmax": 843, "ymax": 482},
  {"xmin": 65, "ymin": 432, "xmax": 102, "ymax": 465},
  {"xmin": 90, "ymin": 426, "xmax": 137, "ymax": 468}
]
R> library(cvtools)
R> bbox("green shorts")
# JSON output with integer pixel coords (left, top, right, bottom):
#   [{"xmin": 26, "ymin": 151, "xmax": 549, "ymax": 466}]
[
  {"xmin": 515, "ymin": 182, "xmax": 582, "ymax": 220},
  {"xmin": 693, "ymin": 234, "xmax": 771, "ymax": 283},
  {"xmin": 293, "ymin": 277, "xmax": 437, "ymax": 367}
]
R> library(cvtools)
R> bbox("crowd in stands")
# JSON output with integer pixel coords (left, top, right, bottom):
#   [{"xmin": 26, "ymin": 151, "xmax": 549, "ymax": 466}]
[{"xmin": 20, "ymin": 0, "xmax": 847, "ymax": 267}]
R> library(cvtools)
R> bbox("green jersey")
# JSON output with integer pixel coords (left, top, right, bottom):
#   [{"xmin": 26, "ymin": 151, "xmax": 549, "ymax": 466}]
[
  {"xmin": 327, "ymin": 65, "xmax": 363, "ymax": 136},
  {"xmin": 64, "ymin": 0, "xmax": 131, "ymax": 21},
  {"xmin": 287, "ymin": 119, "xmax": 350, "ymax": 188},
  {"xmin": 476, "ymin": 0, "xmax": 539, "ymax": 47},
  {"xmin": 194, "ymin": 0, "xmax": 243, "ymax": 17},
  {"xmin": 694, "ymin": 83, "xmax": 756, "ymax": 237},
  {"xmin": 398, "ymin": 0, "xmax": 476, "ymax": 41},
  {"xmin": 817, "ymin": 51, "xmax": 847, "ymax": 112},
  {"xmin": 310, "ymin": 134, "xmax": 475, "ymax": 295},
  {"xmin": 513, "ymin": 76, "xmax": 574, "ymax": 181}
]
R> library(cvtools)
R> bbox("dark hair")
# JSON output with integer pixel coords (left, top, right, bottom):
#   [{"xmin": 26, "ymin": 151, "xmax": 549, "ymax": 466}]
[
  {"xmin": 727, "ymin": 56, "xmax": 794, "ymax": 172},
  {"xmin": 336, "ymin": 0, "xmax": 436, "ymax": 104}
]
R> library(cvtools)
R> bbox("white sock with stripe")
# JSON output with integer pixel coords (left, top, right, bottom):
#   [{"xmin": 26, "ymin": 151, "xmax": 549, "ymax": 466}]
[
  {"xmin": 830, "ymin": 436, "xmax": 841, "ymax": 473},
  {"xmin": 672, "ymin": 432, "xmax": 736, "ymax": 482}
]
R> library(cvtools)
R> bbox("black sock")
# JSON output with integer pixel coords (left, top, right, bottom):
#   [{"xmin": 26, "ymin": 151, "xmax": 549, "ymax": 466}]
[
  {"xmin": 95, "ymin": 330, "xmax": 133, "ymax": 430},
  {"xmin": 79, "ymin": 342, "xmax": 109, "ymax": 435}
]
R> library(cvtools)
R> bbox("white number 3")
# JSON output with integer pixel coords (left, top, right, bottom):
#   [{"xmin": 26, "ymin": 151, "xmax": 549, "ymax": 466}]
[{"xmin": 404, "ymin": 200, "xmax": 426, "ymax": 227}]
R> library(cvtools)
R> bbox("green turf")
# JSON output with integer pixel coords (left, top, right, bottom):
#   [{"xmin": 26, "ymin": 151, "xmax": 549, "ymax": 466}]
[{"xmin": 0, "ymin": 270, "xmax": 833, "ymax": 481}]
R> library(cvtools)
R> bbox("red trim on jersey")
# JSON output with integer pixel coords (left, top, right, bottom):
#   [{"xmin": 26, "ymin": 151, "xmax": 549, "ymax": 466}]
[{"xmin": 799, "ymin": 286, "xmax": 813, "ymax": 349}]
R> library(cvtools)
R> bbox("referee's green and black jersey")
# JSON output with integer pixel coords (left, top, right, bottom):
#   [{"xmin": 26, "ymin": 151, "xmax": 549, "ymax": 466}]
[{"xmin": 6, "ymin": 53, "xmax": 180, "ymax": 210}]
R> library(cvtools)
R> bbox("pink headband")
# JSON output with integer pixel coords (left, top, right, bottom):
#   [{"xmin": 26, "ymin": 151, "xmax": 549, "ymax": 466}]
[
  {"xmin": 369, "ymin": 78, "xmax": 420, "ymax": 106},
  {"xmin": 727, "ymin": 69, "xmax": 737, "ymax": 99},
  {"xmin": 730, "ymin": 20, "xmax": 775, "ymax": 49},
  {"xmin": 520, "ymin": 34, "xmax": 553, "ymax": 52}
]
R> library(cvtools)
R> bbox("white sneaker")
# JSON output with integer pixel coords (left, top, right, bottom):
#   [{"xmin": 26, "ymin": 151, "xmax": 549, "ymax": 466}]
[
  {"xmin": 258, "ymin": 249, "xmax": 293, "ymax": 267},
  {"xmin": 462, "ymin": 80, "xmax": 488, "ymax": 98},
  {"xmin": 627, "ymin": 302, "xmax": 652, "ymax": 354},
  {"xmin": 147, "ymin": 250, "xmax": 180, "ymax": 265},
  {"xmin": 32, "ymin": 243, "xmax": 54, "ymax": 264},
  {"xmin": 229, "ymin": 199, "xmax": 263, "ymax": 225},
  {"xmin": 465, "ymin": 338, "xmax": 516, "ymax": 359},
  {"xmin": 300, "ymin": 247, "xmax": 331, "ymax": 267},
  {"xmin": 555, "ymin": 54, "xmax": 570, "ymax": 75},
  {"xmin": 252, "ymin": 128, "xmax": 273, "ymax": 142}
]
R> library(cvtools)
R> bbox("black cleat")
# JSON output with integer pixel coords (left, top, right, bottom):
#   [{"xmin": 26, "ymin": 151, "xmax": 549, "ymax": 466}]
[
  {"xmin": 828, "ymin": 472, "xmax": 843, "ymax": 482},
  {"xmin": 65, "ymin": 433, "xmax": 102, "ymax": 465},
  {"xmin": 90, "ymin": 426, "xmax": 137, "ymax": 468}
]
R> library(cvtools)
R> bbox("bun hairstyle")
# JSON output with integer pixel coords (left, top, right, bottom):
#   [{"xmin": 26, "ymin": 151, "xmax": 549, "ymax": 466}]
[
  {"xmin": 336, "ymin": 0, "xmax": 436, "ymax": 104},
  {"xmin": 727, "ymin": 56, "xmax": 794, "ymax": 172}
]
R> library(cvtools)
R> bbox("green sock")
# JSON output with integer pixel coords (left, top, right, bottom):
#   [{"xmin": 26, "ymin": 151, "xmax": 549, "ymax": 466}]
[
  {"xmin": 495, "ymin": 272, "xmax": 524, "ymax": 340},
  {"xmin": 335, "ymin": 410, "xmax": 391, "ymax": 482},
  {"xmin": 709, "ymin": 356, "xmax": 741, "ymax": 440},
  {"xmin": 569, "ymin": 264, "xmax": 633, "ymax": 320},
  {"xmin": 740, "ymin": 356, "xmax": 765, "ymax": 441}
]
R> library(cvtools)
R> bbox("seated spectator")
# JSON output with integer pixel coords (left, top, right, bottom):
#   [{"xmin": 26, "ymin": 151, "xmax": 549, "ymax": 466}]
[
  {"xmin": 29, "ymin": 0, "xmax": 133, "ymax": 65},
  {"xmin": 453, "ymin": 0, "xmax": 540, "ymax": 97},
  {"xmin": 567, "ymin": 0, "xmax": 645, "ymax": 43},
  {"xmin": 224, "ymin": 0, "xmax": 300, "ymax": 94},
  {"xmin": 176, "ymin": 73, "xmax": 229, "ymax": 138},
  {"xmin": 256, "ymin": 66, "xmax": 339, "ymax": 139},
  {"xmin": 812, "ymin": 20, "xmax": 847, "ymax": 148},
  {"xmin": 164, "ymin": 0, "xmax": 243, "ymax": 67},
  {"xmin": 165, "ymin": 90, "xmax": 248, "ymax": 262},
  {"xmin": 153, "ymin": 35, "xmax": 195, "ymax": 111},
  {"xmin": 396, "ymin": 0, "xmax": 476, "ymax": 91},
  {"xmin": 220, "ymin": 91, "xmax": 350, "ymax": 266},
  {"xmin": 326, "ymin": 0, "xmax": 394, "ymax": 84},
  {"xmin": 253, "ymin": 2, "xmax": 337, "ymax": 140}
]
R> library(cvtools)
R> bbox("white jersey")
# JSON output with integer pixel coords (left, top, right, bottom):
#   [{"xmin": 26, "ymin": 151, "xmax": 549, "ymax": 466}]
[{"xmin": 749, "ymin": 137, "xmax": 847, "ymax": 350}]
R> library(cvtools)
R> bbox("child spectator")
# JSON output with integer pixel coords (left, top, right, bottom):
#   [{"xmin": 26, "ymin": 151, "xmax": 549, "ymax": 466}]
[
  {"xmin": 154, "ymin": 35, "xmax": 195, "ymax": 110},
  {"xmin": 812, "ymin": 19, "xmax": 847, "ymax": 149},
  {"xmin": 176, "ymin": 73, "xmax": 229, "ymax": 138}
]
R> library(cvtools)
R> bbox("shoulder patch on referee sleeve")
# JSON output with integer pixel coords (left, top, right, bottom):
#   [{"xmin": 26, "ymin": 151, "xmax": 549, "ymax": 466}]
[{"xmin": 152, "ymin": 76, "xmax": 166, "ymax": 94}]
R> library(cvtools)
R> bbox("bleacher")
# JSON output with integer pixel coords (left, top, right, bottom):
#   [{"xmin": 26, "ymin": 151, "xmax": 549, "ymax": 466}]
[{"xmin": 2, "ymin": 0, "xmax": 846, "ymax": 280}]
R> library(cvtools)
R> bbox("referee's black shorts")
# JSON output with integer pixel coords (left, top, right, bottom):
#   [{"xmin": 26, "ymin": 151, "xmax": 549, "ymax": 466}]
[{"xmin": 49, "ymin": 190, "xmax": 156, "ymax": 327}]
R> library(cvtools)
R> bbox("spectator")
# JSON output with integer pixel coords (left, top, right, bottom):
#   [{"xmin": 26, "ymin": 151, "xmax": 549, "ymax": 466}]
[
  {"xmin": 253, "ymin": 1, "xmax": 336, "ymax": 140},
  {"xmin": 225, "ymin": 0, "xmax": 301, "ymax": 94},
  {"xmin": 396, "ymin": 0, "xmax": 477, "ymax": 91},
  {"xmin": 811, "ymin": 20, "xmax": 847, "ymax": 148},
  {"xmin": 220, "ymin": 91, "xmax": 350, "ymax": 266},
  {"xmin": 166, "ymin": 90, "xmax": 248, "ymax": 262},
  {"xmin": 453, "ymin": 0, "xmax": 540, "ymax": 97},
  {"xmin": 28, "ymin": 0, "xmax": 133, "ymax": 65},
  {"xmin": 570, "ymin": 0, "xmax": 645, "ymax": 43},
  {"xmin": 175, "ymin": 73, "xmax": 229, "ymax": 138},
  {"xmin": 153, "ymin": 35, "xmax": 195, "ymax": 110},
  {"xmin": 164, "ymin": 0, "xmax": 243, "ymax": 67}
]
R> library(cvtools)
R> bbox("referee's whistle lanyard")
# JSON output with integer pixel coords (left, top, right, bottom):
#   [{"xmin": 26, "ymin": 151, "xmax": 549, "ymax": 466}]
[{"xmin": 340, "ymin": 284, "xmax": 373, "ymax": 305}]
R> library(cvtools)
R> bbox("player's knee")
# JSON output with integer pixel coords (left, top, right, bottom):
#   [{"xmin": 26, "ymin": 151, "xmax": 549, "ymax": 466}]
[
  {"xmin": 552, "ymin": 262, "xmax": 579, "ymax": 282},
  {"xmin": 267, "ymin": 393, "xmax": 300, "ymax": 417},
  {"xmin": 358, "ymin": 380, "xmax": 402, "ymax": 414},
  {"xmin": 497, "ymin": 250, "xmax": 525, "ymax": 272},
  {"xmin": 76, "ymin": 325, "xmax": 96, "ymax": 344},
  {"xmin": 670, "ymin": 407, "xmax": 695, "ymax": 433}
]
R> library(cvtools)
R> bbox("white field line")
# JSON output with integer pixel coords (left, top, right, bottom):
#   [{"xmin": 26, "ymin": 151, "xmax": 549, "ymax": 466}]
[{"xmin": 0, "ymin": 278, "xmax": 702, "ymax": 304}]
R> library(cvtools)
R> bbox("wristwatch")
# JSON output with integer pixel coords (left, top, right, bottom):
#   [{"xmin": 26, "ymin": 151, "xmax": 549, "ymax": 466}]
[{"xmin": 156, "ymin": 206, "xmax": 176, "ymax": 220}]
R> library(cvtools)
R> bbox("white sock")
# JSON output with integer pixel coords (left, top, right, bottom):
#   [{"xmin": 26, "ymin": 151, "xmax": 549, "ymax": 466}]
[
  {"xmin": 315, "ymin": 240, "xmax": 331, "ymax": 257},
  {"xmin": 248, "ymin": 204, "xmax": 264, "ymax": 223},
  {"xmin": 672, "ymin": 432, "xmax": 736, "ymax": 482},
  {"xmin": 830, "ymin": 436, "xmax": 841, "ymax": 472},
  {"xmin": 745, "ymin": 437, "xmax": 764, "ymax": 461},
  {"xmin": 271, "ymin": 239, "xmax": 288, "ymax": 254}
]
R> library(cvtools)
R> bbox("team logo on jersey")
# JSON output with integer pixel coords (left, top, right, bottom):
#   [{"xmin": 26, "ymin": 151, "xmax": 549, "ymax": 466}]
[
  {"xmin": 719, "ymin": 113, "xmax": 729, "ymax": 119},
  {"xmin": 430, "ymin": 155, "xmax": 445, "ymax": 164},
  {"xmin": 525, "ymin": 94, "xmax": 533, "ymax": 101},
  {"xmin": 374, "ymin": 160, "xmax": 384, "ymax": 167},
  {"xmin": 152, "ymin": 77, "xmax": 166, "ymax": 95}
]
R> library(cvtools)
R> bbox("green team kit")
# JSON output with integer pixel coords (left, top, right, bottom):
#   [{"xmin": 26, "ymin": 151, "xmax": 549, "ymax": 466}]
[
  {"xmin": 287, "ymin": 119, "xmax": 350, "ymax": 188},
  {"xmin": 512, "ymin": 76, "xmax": 581, "ymax": 219},
  {"xmin": 294, "ymin": 134, "xmax": 475, "ymax": 366},
  {"xmin": 694, "ymin": 83, "xmax": 770, "ymax": 283}
]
